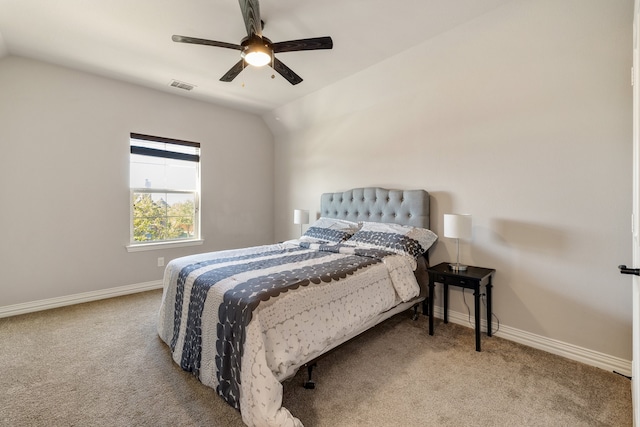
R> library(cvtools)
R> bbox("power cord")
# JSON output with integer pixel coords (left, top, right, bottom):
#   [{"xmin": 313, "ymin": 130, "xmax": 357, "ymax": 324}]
[
  {"xmin": 461, "ymin": 288, "xmax": 472, "ymax": 327},
  {"xmin": 461, "ymin": 289, "xmax": 500, "ymax": 335}
]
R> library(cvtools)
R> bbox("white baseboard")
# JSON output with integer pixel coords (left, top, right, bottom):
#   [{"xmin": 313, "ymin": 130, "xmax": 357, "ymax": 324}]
[
  {"xmin": 432, "ymin": 306, "xmax": 632, "ymax": 378},
  {"xmin": 0, "ymin": 280, "xmax": 164, "ymax": 319},
  {"xmin": 1, "ymin": 284, "xmax": 631, "ymax": 377}
]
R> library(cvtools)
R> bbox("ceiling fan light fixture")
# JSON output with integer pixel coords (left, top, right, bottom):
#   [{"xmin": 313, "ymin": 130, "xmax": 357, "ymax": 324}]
[{"xmin": 243, "ymin": 44, "xmax": 271, "ymax": 67}]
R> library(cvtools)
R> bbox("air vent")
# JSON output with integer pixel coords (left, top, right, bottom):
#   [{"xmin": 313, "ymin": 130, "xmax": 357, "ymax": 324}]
[{"xmin": 169, "ymin": 80, "xmax": 196, "ymax": 91}]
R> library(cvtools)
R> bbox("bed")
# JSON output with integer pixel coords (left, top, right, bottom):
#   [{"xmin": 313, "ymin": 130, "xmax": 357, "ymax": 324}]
[{"xmin": 157, "ymin": 187, "xmax": 436, "ymax": 426}]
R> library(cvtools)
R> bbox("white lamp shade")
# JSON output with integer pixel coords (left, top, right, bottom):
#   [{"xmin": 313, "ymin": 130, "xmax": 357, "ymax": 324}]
[
  {"xmin": 293, "ymin": 209, "xmax": 309, "ymax": 225},
  {"xmin": 443, "ymin": 214, "xmax": 472, "ymax": 240}
]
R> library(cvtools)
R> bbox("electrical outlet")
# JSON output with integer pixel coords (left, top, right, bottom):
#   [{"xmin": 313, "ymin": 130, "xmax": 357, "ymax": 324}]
[{"xmin": 157, "ymin": 257, "xmax": 165, "ymax": 267}]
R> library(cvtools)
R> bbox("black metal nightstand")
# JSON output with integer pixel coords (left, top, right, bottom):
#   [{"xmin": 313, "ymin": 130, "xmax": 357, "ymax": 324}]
[{"xmin": 427, "ymin": 262, "xmax": 495, "ymax": 351}]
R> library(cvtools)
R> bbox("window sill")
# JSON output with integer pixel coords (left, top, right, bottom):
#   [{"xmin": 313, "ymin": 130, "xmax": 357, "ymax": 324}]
[{"xmin": 126, "ymin": 239, "xmax": 204, "ymax": 252}]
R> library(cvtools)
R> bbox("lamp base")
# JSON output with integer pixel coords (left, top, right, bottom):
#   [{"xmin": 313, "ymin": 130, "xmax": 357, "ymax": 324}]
[{"xmin": 449, "ymin": 263, "xmax": 468, "ymax": 272}]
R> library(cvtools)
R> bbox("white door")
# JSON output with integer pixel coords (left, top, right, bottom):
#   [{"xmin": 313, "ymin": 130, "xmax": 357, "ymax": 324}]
[{"xmin": 632, "ymin": 1, "xmax": 640, "ymax": 425}]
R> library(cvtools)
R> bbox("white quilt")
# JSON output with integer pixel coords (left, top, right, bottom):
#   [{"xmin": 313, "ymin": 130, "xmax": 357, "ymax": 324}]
[{"xmin": 157, "ymin": 241, "xmax": 420, "ymax": 426}]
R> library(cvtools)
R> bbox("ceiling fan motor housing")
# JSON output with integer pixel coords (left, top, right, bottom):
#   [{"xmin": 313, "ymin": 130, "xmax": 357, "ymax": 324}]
[{"xmin": 241, "ymin": 35, "xmax": 273, "ymax": 66}]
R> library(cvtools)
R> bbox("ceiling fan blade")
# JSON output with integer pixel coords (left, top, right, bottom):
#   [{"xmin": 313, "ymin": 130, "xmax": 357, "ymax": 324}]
[
  {"xmin": 172, "ymin": 35, "xmax": 242, "ymax": 51},
  {"xmin": 271, "ymin": 57, "xmax": 303, "ymax": 85},
  {"xmin": 272, "ymin": 36, "xmax": 333, "ymax": 53},
  {"xmin": 238, "ymin": 0, "xmax": 262, "ymax": 37},
  {"xmin": 220, "ymin": 59, "xmax": 246, "ymax": 82}
]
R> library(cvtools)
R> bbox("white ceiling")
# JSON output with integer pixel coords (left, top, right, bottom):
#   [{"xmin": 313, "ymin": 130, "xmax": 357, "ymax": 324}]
[{"xmin": 0, "ymin": 0, "xmax": 513, "ymax": 115}]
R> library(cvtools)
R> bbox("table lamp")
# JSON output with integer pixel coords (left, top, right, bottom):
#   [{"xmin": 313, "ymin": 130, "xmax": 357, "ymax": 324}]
[
  {"xmin": 444, "ymin": 213, "xmax": 472, "ymax": 271},
  {"xmin": 293, "ymin": 209, "xmax": 309, "ymax": 237}
]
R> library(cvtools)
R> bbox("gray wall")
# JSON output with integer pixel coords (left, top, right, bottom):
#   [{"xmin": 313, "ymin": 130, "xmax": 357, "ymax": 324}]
[
  {"xmin": 0, "ymin": 55, "xmax": 274, "ymax": 306},
  {"xmin": 266, "ymin": 0, "xmax": 633, "ymax": 360}
]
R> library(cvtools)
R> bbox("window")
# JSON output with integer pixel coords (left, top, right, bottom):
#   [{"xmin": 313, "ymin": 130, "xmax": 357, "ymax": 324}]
[{"xmin": 128, "ymin": 133, "xmax": 201, "ymax": 250}]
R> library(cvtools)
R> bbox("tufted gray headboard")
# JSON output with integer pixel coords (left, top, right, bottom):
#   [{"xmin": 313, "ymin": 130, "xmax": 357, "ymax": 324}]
[{"xmin": 320, "ymin": 187, "xmax": 430, "ymax": 229}]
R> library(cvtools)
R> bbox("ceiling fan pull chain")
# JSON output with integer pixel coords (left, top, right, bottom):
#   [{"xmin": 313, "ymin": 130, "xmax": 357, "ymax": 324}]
[{"xmin": 271, "ymin": 50, "xmax": 275, "ymax": 79}]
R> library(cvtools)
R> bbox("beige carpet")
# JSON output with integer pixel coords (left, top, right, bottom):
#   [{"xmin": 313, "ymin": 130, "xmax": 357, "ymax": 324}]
[{"xmin": 0, "ymin": 290, "xmax": 632, "ymax": 426}]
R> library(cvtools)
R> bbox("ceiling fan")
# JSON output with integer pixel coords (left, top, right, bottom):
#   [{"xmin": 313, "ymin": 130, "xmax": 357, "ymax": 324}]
[{"xmin": 172, "ymin": 0, "xmax": 333, "ymax": 85}]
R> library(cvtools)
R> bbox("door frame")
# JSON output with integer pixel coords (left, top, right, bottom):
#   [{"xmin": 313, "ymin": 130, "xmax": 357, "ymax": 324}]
[{"xmin": 632, "ymin": 1, "xmax": 639, "ymax": 425}]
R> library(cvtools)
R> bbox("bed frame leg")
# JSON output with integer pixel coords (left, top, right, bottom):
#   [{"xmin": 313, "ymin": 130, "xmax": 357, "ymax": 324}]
[
  {"xmin": 303, "ymin": 362, "xmax": 317, "ymax": 389},
  {"xmin": 412, "ymin": 303, "xmax": 420, "ymax": 320}
]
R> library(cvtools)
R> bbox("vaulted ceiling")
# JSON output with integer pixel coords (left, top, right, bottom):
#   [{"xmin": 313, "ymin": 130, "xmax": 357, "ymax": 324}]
[{"xmin": 0, "ymin": 0, "xmax": 513, "ymax": 114}]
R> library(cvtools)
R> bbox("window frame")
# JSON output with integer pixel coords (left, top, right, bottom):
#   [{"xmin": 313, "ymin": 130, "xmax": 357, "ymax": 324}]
[{"xmin": 126, "ymin": 133, "xmax": 203, "ymax": 252}]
